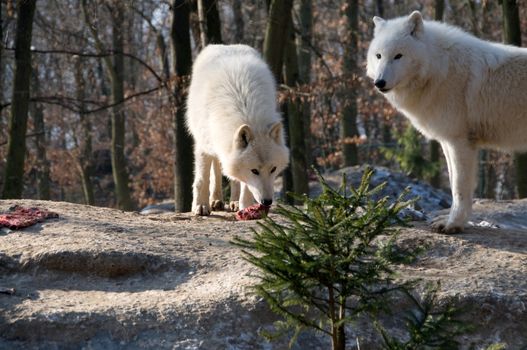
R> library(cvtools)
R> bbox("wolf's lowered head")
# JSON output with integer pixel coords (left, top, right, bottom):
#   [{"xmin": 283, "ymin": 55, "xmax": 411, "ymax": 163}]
[{"xmin": 223, "ymin": 121, "xmax": 289, "ymax": 207}]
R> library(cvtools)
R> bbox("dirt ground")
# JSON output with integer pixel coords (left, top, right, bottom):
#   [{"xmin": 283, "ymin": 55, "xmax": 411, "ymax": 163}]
[{"xmin": 0, "ymin": 199, "xmax": 526, "ymax": 349}]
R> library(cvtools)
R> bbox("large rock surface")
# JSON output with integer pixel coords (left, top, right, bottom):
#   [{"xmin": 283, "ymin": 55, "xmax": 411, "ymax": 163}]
[{"xmin": 1, "ymin": 199, "xmax": 526, "ymax": 349}]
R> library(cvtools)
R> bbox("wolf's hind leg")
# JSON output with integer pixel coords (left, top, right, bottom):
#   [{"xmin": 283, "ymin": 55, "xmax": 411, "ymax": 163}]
[
  {"xmin": 209, "ymin": 157, "xmax": 224, "ymax": 211},
  {"xmin": 192, "ymin": 150, "xmax": 212, "ymax": 216}
]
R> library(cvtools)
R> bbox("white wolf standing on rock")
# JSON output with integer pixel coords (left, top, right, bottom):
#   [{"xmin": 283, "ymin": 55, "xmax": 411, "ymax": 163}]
[
  {"xmin": 186, "ymin": 44, "xmax": 289, "ymax": 216},
  {"xmin": 367, "ymin": 11, "xmax": 527, "ymax": 233}
]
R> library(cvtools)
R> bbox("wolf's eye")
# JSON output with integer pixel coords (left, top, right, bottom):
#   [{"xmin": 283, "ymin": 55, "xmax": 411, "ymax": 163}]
[
  {"xmin": 270, "ymin": 166, "xmax": 277, "ymax": 174},
  {"xmin": 394, "ymin": 53, "xmax": 403, "ymax": 60},
  {"xmin": 251, "ymin": 169, "xmax": 259, "ymax": 175},
  {"xmin": 376, "ymin": 53, "xmax": 381, "ymax": 59}
]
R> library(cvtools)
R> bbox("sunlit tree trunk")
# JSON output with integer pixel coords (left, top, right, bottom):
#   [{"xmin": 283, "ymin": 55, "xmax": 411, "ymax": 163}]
[
  {"xmin": 196, "ymin": 0, "xmax": 208, "ymax": 48},
  {"xmin": 74, "ymin": 57, "xmax": 95, "ymax": 205},
  {"xmin": 82, "ymin": 0, "xmax": 134, "ymax": 210},
  {"xmin": 501, "ymin": 0, "xmax": 527, "ymax": 198},
  {"xmin": 2, "ymin": 0, "xmax": 36, "ymax": 198},
  {"xmin": 109, "ymin": 4, "xmax": 134, "ymax": 210},
  {"xmin": 340, "ymin": 0, "xmax": 359, "ymax": 167},
  {"xmin": 171, "ymin": 0, "xmax": 194, "ymax": 212}
]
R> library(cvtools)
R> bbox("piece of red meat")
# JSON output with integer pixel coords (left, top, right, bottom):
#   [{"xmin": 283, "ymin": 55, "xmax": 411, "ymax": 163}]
[
  {"xmin": 0, "ymin": 205, "xmax": 59, "ymax": 230},
  {"xmin": 235, "ymin": 203, "xmax": 270, "ymax": 221}
]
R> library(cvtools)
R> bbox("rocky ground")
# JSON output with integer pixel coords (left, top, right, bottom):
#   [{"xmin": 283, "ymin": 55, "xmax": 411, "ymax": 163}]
[{"xmin": 1, "ymin": 168, "xmax": 526, "ymax": 349}]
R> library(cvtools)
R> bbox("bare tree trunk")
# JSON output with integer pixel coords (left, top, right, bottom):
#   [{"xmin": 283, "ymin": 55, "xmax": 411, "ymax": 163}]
[
  {"xmin": 501, "ymin": 0, "xmax": 527, "ymax": 198},
  {"xmin": 204, "ymin": 0, "xmax": 222, "ymax": 44},
  {"xmin": 171, "ymin": 0, "xmax": 194, "ymax": 212},
  {"xmin": 81, "ymin": 0, "xmax": 134, "ymax": 210},
  {"xmin": 297, "ymin": 0, "xmax": 313, "ymax": 167},
  {"xmin": 232, "ymin": 0, "xmax": 244, "ymax": 43},
  {"xmin": 0, "ymin": 0, "xmax": 3, "ymax": 126},
  {"xmin": 157, "ymin": 32, "xmax": 171, "ymax": 80},
  {"xmin": 2, "ymin": 0, "xmax": 36, "ymax": 199},
  {"xmin": 284, "ymin": 19, "xmax": 309, "ymax": 201},
  {"xmin": 263, "ymin": 0, "xmax": 293, "ymax": 79},
  {"xmin": 373, "ymin": 0, "xmax": 392, "ymax": 147},
  {"xmin": 376, "ymin": 0, "xmax": 384, "ymax": 17},
  {"xmin": 30, "ymin": 64, "xmax": 50, "ymax": 200},
  {"xmin": 74, "ymin": 57, "xmax": 95, "ymax": 205},
  {"xmin": 197, "ymin": 0, "xmax": 208, "ymax": 48},
  {"xmin": 263, "ymin": 0, "xmax": 294, "ymax": 201},
  {"xmin": 340, "ymin": 0, "xmax": 359, "ymax": 167},
  {"xmin": 429, "ymin": 0, "xmax": 444, "ymax": 188},
  {"xmin": 109, "ymin": 5, "xmax": 134, "ymax": 210}
]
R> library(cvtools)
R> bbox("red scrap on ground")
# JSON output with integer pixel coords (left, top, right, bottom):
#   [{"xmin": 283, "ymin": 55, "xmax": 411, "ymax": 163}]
[
  {"xmin": 235, "ymin": 203, "xmax": 270, "ymax": 221},
  {"xmin": 0, "ymin": 205, "xmax": 58, "ymax": 230}
]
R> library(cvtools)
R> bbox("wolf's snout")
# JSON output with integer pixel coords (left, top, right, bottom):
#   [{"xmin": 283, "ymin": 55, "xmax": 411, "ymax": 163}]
[
  {"xmin": 374, "ymin": 79, "xmax": 386, "ymax": 89},
  {"xmin": 261, "ymin": 199, "xmax": 273, "ymax": 206}
]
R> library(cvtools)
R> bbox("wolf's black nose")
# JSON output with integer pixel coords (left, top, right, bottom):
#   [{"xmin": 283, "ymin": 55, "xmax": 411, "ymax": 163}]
[
  {"xmin": 262, "ymin": 199, "xmax": 273, "ymax": 206},
  {"xmin": 374, "ymin": 79, "xmax": 386, "ymax": 89}
]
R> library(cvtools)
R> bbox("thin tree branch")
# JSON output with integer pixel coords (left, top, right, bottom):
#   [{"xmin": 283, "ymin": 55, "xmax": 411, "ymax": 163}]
[
  {"xmin": 83, "ymin": 86, "xmax": 161, "ymax": 114},
  {"xmin": 4, "ymin": 47, "xmax": 164, "ymax": 84},
  {"xmin": 1, "ymin": 86, "xmax": 163, "ymax": 114},
  {"xmin": 0, "ymin": 131, "xmax": 45, "ymax": 147}
]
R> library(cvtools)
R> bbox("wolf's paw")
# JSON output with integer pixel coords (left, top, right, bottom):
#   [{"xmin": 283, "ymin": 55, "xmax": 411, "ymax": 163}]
[
  {"xmin": 228, "ymin": 201, "xmax": 239, "ymax": 212},
  {"xmin": 210, "ymin": 200, "xmax": 224, "ymax": 211},
  {"xmin": 193, "ymin": 204, "xmax": 211, "ymax": 216},
  {"xmin": 430, "ymin": 215, "xmax": 464, "ymax": 234}
]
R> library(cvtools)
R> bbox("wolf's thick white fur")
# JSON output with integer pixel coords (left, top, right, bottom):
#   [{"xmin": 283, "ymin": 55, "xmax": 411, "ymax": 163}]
[
  {"xmin": 367, "ymin": 11, "xmax": 527, "ymax": 233},
  {"xmin": 186, "ymin": 44, "xmax": 289, "ymax": 215}
]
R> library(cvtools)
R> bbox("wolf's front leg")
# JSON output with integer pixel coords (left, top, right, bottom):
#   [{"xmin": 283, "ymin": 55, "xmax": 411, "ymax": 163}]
[
  {"xmin": 192, "ymin": 150, "xmax": 212, "ymax": 216},
  {"xmin": 431, "ymin": 141, "xmax": 477, "ymax": 233},
  {"xmin": 209, "ymin": 157, "xmax": 224, "ymax": 211},
  {"xmin": 228, "ymin": 180, "xmax": 241, "ymax": 212},
  {"xmin": 239, "ymin": 182, "xmax": 255, "ymax": 209}
]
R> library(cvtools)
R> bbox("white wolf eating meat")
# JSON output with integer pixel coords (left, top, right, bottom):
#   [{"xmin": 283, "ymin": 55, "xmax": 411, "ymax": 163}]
[
  {"xmin": 367, "ymin": 11, "xmax": 527, "ymax": 233},
  {"xmin": 186, "ymin": 44, "xmax": 289, "ymax": 216}
]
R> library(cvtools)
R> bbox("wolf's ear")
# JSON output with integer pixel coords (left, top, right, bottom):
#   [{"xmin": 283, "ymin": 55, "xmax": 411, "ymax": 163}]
[
  {"xmin": 408, "ymin": 11, "xmax": 424, "ymax": 38},
  {"xmin": 373, "ymin": 16, "xmax": 385, "ymax": 27},
  {"xmin": 234, "ymin": 124, "xmax": 254, "ymax": 149},
  {"xmin": 269, "ymin": 122, "xmax": 284, "ymax": 145}
]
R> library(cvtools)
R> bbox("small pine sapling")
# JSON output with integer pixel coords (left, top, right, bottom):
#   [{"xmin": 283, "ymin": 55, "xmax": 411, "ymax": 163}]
[{"xmin": 232, "ymin": 168, "xmax": 418, "ymax": 350}]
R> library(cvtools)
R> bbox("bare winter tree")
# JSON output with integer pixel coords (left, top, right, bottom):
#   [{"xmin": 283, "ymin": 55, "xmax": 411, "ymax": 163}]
[
  {"xmin": 171, "ymin": 0, "xmax": 194, "ymax": 212},
  {"xmin": 263, "ymin": 0, "xmax": 294, "ymax": 201},
  {"xmin": 81, "ymin": 0, "xmax": 135, "ymax": 211},
  {"xmin": 340, "ymin": 0, "xmax": 360, "ymax": 166},
  {"xmin": 284, "ymin": 11, "xmax": 309, "ymax": 201},
  {"xmin": 2, "ymin": 0, "xmax": 37, "ymax": 198},
  {"xmin": 297, "ymin": 0, "xmax": 313, "ymax": 163},
  {"xmin": 73, "ymin": 56, "xmax": 95, "ymax": 205},
  {"xmin": 263, "ymin": 0, "xmax": 292, "ymax": 80}
]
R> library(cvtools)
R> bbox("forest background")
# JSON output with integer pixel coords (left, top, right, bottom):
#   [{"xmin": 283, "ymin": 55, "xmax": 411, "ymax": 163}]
[{"xmin": 1, "ymin": 0, "xmax": 526, "ymax": 211}]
